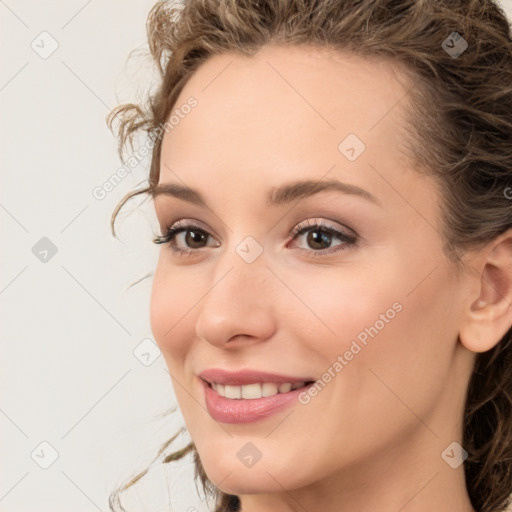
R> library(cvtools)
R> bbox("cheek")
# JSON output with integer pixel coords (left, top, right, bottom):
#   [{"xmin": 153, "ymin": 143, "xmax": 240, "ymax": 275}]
[
  {"xmin": 287, "ymin": 257, "xmax": 459, "ymax": 408},
  {"xmin": 276, "ymin": 264, "xmax": 459, "ymax": 467},
  {"xmin": 332, "ymin": 264, "xmax": 460, "ymax": 433},
  {"xmin": 282, "ymin": 266, "xmax": 402, "ymax": 354},
  {"xmin": 149, "ymin": 257, "xmax": 197, "ymax": 363}
]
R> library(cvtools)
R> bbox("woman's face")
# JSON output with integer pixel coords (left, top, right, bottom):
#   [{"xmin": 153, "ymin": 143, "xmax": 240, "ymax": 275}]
[{"xmin": 150, "ymin": 45, "xmax": 475, "ymax": 504}]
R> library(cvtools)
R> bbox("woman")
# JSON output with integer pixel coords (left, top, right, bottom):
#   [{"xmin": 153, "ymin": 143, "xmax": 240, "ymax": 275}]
[{"xmin": 107, "ymin": 1, "xmax": 512, "ymax": 511}]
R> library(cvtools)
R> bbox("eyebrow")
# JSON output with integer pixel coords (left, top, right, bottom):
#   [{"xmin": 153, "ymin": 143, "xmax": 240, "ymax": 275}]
[{"xmin": 152, "ymin": 179, "xmax": 379, "ymax": 207}]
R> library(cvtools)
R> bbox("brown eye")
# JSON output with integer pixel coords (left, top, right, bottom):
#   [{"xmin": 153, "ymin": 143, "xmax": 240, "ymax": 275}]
[
  {"xmin": 304, "ymin": 228, "xmax": 334, "ymax": 250},
  {"xmin": 152, "ymin": 221, "xmax": 220, "ymax": 255},
  {"xmin": 183, "ymin": 229, "xmax": 208, "ymax": 249},
  {"xmin": 289, "ymin": 220, "xmax": 358, "ymax": 256}
]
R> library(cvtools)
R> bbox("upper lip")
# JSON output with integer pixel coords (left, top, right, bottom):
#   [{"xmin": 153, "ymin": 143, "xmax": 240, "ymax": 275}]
[{"xmin": 198, "ymin": 368, "xmax": 316, "ymax": 386}]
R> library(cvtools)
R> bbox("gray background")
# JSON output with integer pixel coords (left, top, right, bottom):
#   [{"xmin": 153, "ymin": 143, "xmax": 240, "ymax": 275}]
[{"xmin": 1, "ymin": 1, "xmax": 511, "ymax": 511}]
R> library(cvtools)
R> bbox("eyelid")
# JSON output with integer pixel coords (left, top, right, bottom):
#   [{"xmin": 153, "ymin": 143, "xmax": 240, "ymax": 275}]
[
  {"xmin": 159, "ymin": 218, "xmax": 210, "ymax": 234},
  {"xmin": 289, "ymin": 218, "xmax": 358, "ymax": 238},
  {"xmin": 157, "ymin": 218, "xmax": 219, "ymax": 242}
]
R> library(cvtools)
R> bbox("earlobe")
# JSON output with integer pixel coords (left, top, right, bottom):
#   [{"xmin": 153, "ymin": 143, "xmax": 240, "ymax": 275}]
[{"xmin": 459, "ymin": 229, "xmax": 512, "ymax": 354}]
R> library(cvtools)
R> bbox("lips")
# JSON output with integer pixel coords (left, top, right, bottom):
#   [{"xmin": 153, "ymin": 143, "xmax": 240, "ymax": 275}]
[
  {"xmin": 198, "ymin": 368, "xmax": 316, "ymax": 386},
  {"xmin": 198, "ymin": 368, "xmax": 317, "ymax": 423}
]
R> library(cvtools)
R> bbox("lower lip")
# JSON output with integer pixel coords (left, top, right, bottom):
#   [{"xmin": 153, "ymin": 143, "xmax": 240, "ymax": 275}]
[{"xmin": 202, "ymin": 379, "xmax": 311, "ymax": 424}]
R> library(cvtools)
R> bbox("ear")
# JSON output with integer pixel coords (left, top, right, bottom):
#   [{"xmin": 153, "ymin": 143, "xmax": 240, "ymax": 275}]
[{"xmin": 459, "ymin": 228, "xmax": 512, "ymax": 353}]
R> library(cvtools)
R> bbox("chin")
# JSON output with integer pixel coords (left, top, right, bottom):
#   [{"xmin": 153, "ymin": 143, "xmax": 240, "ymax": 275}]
[
  {"xmin": 214, "ymin": 473, "xmax": 287, "ymax": 495},
  {"xmin": 199, "ymin": 453, "xmax": 306, "ymax": 495}
]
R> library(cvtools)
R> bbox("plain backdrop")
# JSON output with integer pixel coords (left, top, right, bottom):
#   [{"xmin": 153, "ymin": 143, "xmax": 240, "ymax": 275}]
[{"xmin": 1, "ymin": 1, "xmax": 512, "ymax": 511}]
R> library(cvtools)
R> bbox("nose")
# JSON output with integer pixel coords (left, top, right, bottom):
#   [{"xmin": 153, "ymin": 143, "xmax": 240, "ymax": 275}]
[{"xmin": 194, "ymin": 246, "xmax": 278, "ymax": 349}]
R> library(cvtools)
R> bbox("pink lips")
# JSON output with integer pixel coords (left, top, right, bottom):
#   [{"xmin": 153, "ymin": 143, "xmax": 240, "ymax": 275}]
[
  {"xmin": 198, "ymin": 368, "xmax": 316, "ymax": 386},
  {"xmin": 198, "ymin": 368, "xmax": 316, "ymax": 424}
]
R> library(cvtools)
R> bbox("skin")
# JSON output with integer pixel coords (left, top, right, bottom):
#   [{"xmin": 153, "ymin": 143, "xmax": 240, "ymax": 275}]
[{"xmin": 149, "ymin": 45, "xmax": 512, "ymax": 512}]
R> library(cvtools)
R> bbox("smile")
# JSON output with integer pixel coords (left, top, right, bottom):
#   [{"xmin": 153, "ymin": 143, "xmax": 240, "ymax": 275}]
[
  {"xmin": 201, "ymin": 379, "xmax": 317, "ymax": 424},
  {"xmin": 208, "ymin": 381, "xmax": 313, "ymax": 399}
]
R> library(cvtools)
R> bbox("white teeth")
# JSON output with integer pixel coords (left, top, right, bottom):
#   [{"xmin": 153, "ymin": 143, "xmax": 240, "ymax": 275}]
[
  {"xmin": 211, "ymin": 381, "xmax": 307, "ymax": 400},
  {"xmin": 262, "ymin": 382, "xmax": 278, "ymax": 397},
  {"xmin": 278, "ymin": 383, "xmax": 292, "ymax": 393},
  {"xmin": 224, "ymin": 385, "xmax": 242, "ymax": 399},
  {"xmin": 242, "ymin": 383, "xmax": 263, "ymax": 399}
]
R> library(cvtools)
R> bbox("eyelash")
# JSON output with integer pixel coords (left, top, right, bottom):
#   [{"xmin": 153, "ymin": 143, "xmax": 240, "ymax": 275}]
[{"xmin": 152, "ymin": 219, "xmax": 358, "ymax": 258}]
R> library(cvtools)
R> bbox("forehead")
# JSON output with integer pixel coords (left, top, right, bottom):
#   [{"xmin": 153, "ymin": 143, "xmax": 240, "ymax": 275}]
[
  {"xmin": 158, "ymin": 44, "xmax": 422, "ymax": 212},
  {"xmin": 171, "ymin": 45, "xmax": 409, "ymax": 130}
]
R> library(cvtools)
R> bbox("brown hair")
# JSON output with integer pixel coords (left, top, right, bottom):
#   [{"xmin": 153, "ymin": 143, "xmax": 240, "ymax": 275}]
[{"xmin": 107, "ymin": 1, "xmax": 512, "ymax": 511}]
